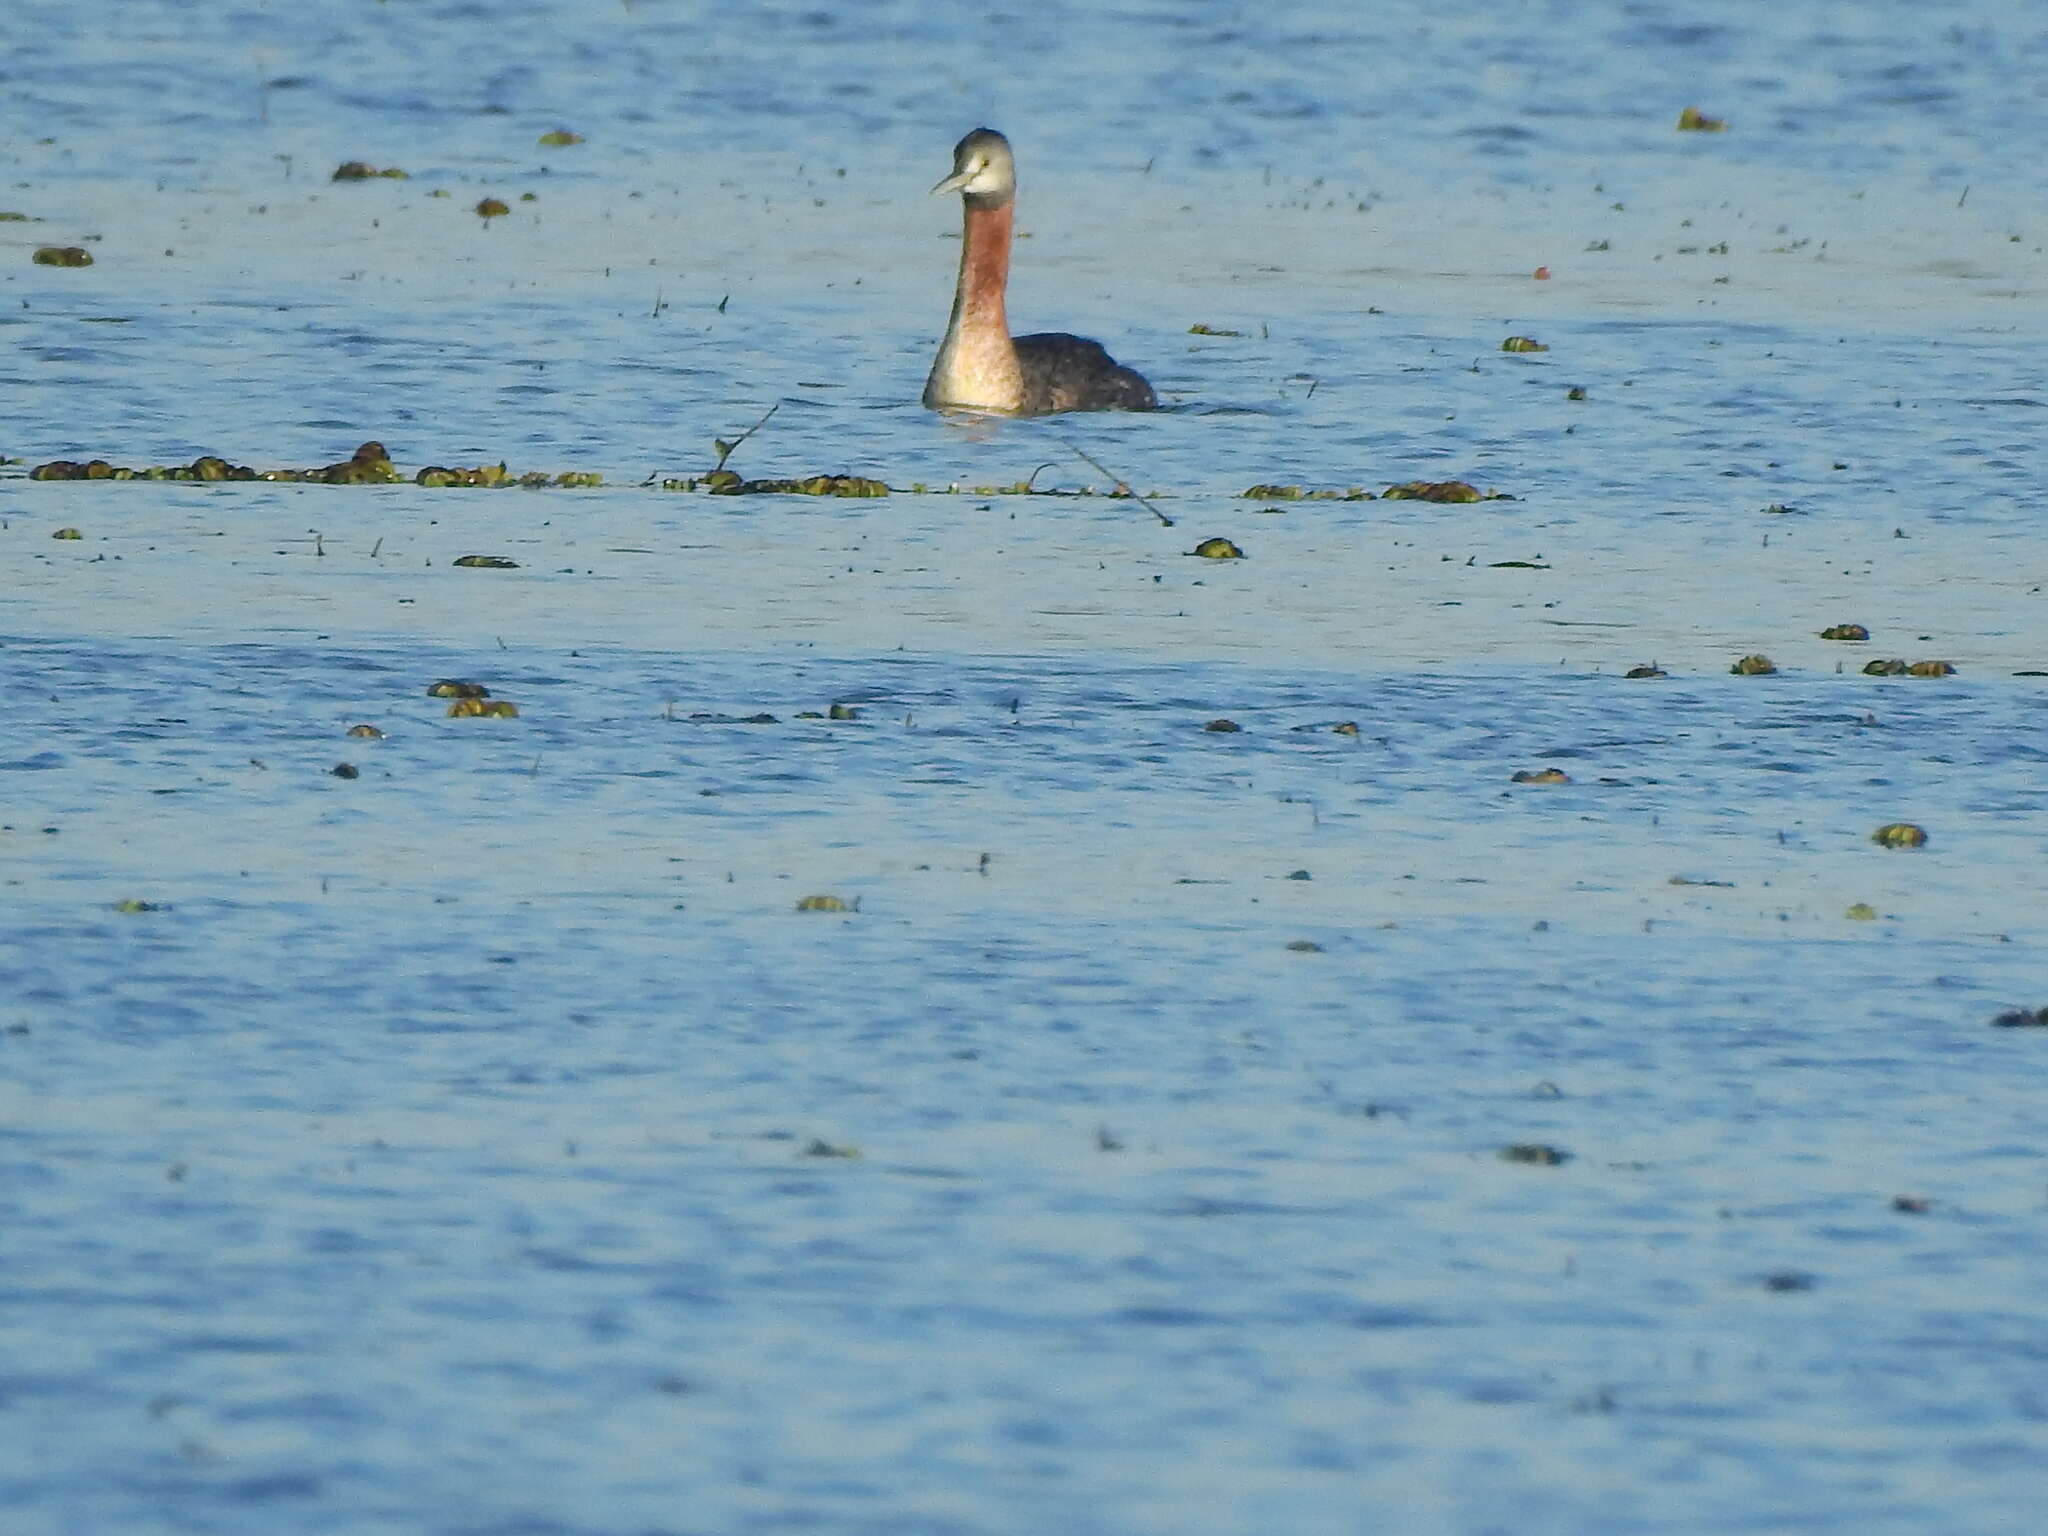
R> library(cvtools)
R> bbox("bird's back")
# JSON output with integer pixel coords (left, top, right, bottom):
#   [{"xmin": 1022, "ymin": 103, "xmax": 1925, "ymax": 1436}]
[{"xmin": 1013, "ymin": 332, "xmax": 1158, "ymax": 415}]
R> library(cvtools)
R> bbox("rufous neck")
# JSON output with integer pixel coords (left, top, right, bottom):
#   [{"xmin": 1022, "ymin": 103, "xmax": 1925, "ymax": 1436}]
[{"xmin": 953, "ymin": 196, "xmax": 1014, "ymax": 335}]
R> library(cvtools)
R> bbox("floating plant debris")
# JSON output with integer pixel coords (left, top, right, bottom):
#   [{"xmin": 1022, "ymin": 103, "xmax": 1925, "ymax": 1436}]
[
  {"xmin": 112, "ymin": 899, "xmax": 168, "ymax": 913},
  {"xmin": 1845, "ymin": 903, "xmax": 1879, "ymax": 921},
  {"xmin": 1566, "ymin": 386, "xmax": 1587, "ymax": 400},
  {"xmin": 795, "ymin": 895, "xmax": 852, "ymax": 913},
  {"xmin": 1187, "ymin": 323, "xmax": 1244, "ymax": 336},
  {"xmin": 417, "ymin": 464, "xmax": 604, "ymax": 488},
  {"xmin": 1501, "ymin": 336, "xmax": 1548, "ymax": 353},
  {"xmin": 29, "ymin": 442, "xmax": 394, "ymax": 483},
  {"xmin": 1729, "ymin": 654, "xmax": 1777, "ymax": 675},
  {"xmin": 50, "ymin": 527, "xmax": 82, "ymax": 540},
  {"xmin": 1189, "ymin": 537, "xmax": 1244, "ymax": 559},
  {"xmin": 21, "ymin": 443, "xmax": 619, "ymax": 487},
  {"xmin": 799, "ymin": 1138, "xmax": 860, "ymax": 1157},
  {"xmin": 1819, "ymin": 623, "xmax": 1870, "ymax": 641},
  {"xmin": 332, "ymin": 162, "xmax": 408, "ymax": 180},
  {"xmin": 1285, "ymin": 940, "xmax": 1325, "ymax": 953},
  {"xmin": 1991, "ymin": 1006, "xmax": 2048, "ymax": 1028},
  {"xmin": 475, "ymin": 197, "xmax": 511, "ymax": 219},
  {"xmin": 33, "ymin": 246, "xmax": 93, "ymax": 267},
  {"xmin": 1380, "ymin": 480, "xmax": 1491, "ymax": 503},
  {"xmin": 1870, "ymin": 822, "xmax": 1928, "ymax": 849},
  {"xmin": 427, "ymin": 680, "xmax": 490, "ymax": 699},
  {"xmin": 1500, "ymin": 1143, "xmax": 1571, "ymax": 1165},
  {"xmin": 1239, "ymin": 482, "xmax": 1374, "ymax": 501},
  {"xmin": 1676, "ymin": 106, "xmax": 1728, "ymax": 132},
  {"xmin": 537, "ymin": 130, "xmax": 583, "ymax": 147},
  {"xmin": 1511, "ymin": 768, "xmax": 1571, "ymax": 785},
  {"xmin": 686, "ymin": 472, "xmax": 890, "ymax": 497},
  {"xmin": 451, "ymin": 555, "xmax": 520, "ymax": 569}
]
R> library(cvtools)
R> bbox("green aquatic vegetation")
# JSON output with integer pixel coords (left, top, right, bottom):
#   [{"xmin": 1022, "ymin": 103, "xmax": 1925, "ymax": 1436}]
[
  {"xmin": 447, "ymin": 697, "xmax": 520, "ymax": 718},
  {"xmin": 452, "ymin": 555, "xmax": 520, "ymax": 569},
  {"xmin": 537, "ymin": 130, "xmax": 583, "ymax": 147},
  {"xmin": 332, "ymin": 162, "xmax": 408, "ymax": 180},
  {"xmin": 700, "ymin": 473, "xmax": 890, "ymax": 497},
  {"xmin": 799, "ymin": 1137, "xmax": 861, "ymax": 1157},
  {"xmin": 1870, "ymin": 822, "xmax": 1928, "ymax": 849},
  {"xmin": 22, "ymin": 442, "xmax": 615, "ymax": 487},
  {"xmin": 1240, "ymin": 484, "xmax": 1375, "ymax": 501},
  {"xmin": 1500, "ymin": 1143, "xmax": 1572, "ymax": 1165},
  {"xmin": 32, "ymin": 246, "xmax": 93, "ymax": 267},
  {"xmin": 1676, "ymin": 106, "xmax": 1727, "ymax": 132},
  {"xmin": 1381, "ymin": 480, "xmax": 1494, "ymax": 503},
  {"xmin": 1500, "ymin": 336, "xmax": 1548, "ymax": 352}
]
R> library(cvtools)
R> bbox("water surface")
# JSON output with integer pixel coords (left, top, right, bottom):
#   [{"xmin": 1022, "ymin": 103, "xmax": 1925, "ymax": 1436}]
[{"xmin": 5, "ymin": 3, "xmax": 2048, "ymax": 1534}]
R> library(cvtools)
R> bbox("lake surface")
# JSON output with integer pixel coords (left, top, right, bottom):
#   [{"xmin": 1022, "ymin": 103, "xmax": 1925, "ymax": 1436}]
[{"xmin": 5, "ymin": 2, "xmax": 2048, "ymax": 1533}]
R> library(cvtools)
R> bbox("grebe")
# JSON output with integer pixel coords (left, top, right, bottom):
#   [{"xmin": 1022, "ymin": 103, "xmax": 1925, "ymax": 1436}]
[{"xmin": 923, "ymin": 128, "xmax": 1157, "ymax": 417}]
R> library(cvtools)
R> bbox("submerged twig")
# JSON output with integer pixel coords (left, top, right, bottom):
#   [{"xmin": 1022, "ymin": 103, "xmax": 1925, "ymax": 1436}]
[
  {"xmin": 712, "ymin": 402, "xmax": 781, "ymax": 474},
  {"xmin": 1059, "ymin": 440, "xmax": 1173, "ymax": 527}
]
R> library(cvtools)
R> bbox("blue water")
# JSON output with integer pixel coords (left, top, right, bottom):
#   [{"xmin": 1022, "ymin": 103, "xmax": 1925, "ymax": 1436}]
[{"xmin": 6, "ymin": 3, "xmax": 2048, "ymax": 1534}]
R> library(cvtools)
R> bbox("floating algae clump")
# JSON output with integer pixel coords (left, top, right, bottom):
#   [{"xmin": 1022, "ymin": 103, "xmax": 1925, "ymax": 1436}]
[
  {"xmin": 1381, "ymin": 480, "xmax": 1486, "ymax": 503},
  {"xmin": 699, "ymin": 473, "xmax": 889, "ymax": 497}
]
